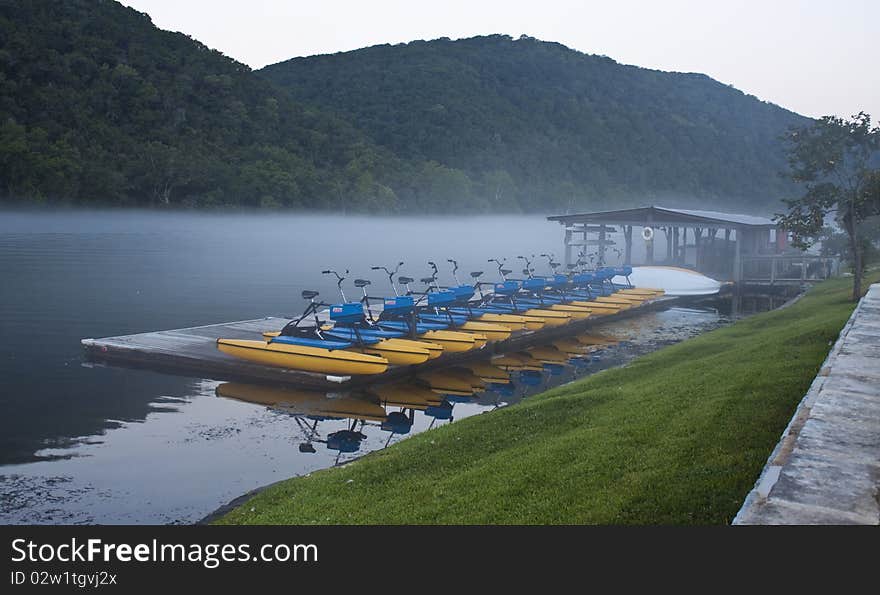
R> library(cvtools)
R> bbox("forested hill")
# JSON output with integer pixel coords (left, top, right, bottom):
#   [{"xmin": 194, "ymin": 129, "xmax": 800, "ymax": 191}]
[
  {"xmin": 262, "ymin": 35, "xmax": 810, "ymax": 212},
  {"xmin": 1, "ymin": 2, "xmax": 809, "ymax": 213},
  {"xmin": 0, "ymin": 0, "xmax": 401, "ymax": 209}
]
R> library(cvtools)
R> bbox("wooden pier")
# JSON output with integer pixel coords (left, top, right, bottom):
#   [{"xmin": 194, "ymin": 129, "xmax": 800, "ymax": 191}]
[
  {"xmin": 739, "ymin": 254, "xmax": 838, "ymax": 287},
  {"xmin": 81, "ymin": 297, "xmax": 678, "ymax": 389}
]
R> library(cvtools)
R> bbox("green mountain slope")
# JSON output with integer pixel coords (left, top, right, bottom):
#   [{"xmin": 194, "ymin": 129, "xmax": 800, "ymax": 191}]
[
  {"xmin": 0, "ymin": 2, "xmax": 810, "ymax": 213},
  {"xmin": 262, "ymin": 35, "xmax": 810, "ymax": 212},
  {"xmin": 0, "ymin": 0, "xmax": 399, "ymax": 209}
]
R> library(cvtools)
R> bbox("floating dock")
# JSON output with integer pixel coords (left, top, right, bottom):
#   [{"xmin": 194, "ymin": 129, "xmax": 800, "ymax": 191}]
[{"xmin": 81, "ymin": 297, "xmax": 678, "ymax": 389}]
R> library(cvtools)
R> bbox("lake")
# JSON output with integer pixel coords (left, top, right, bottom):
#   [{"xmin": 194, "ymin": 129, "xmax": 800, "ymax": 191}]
[{"xmin": 0, "ymin": 210, "xmax": 731, "ymax": 524}]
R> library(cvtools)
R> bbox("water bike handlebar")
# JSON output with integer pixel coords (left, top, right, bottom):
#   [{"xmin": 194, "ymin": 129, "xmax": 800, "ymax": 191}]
[
  {"xmin": 371, "ymin": 262, "xmax": 404, "ymax": 296},
  {"xmin": 322, "ymin": 269, "xmax": 350, "ymax": 301}
]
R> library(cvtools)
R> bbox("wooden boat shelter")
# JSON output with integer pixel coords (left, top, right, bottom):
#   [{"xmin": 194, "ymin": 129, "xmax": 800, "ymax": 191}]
[{"xmin": 547, "ymin": 205, "xmax": 825, "ymax": 284}]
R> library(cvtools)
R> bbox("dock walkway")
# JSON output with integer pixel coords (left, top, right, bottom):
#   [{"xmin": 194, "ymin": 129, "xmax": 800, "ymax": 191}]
[
  {"xmin": 734, "ymin": 283, "xmax": 880, "ymax": 524},
  {"xmin": 82, "ymin": 297, "xmax": 676, "ymax": 389}
]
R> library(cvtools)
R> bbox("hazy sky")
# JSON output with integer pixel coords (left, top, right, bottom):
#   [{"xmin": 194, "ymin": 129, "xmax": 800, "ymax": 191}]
[{"xmin": 119, "ymin": 0, "xmax": 879, "ymax": 120}]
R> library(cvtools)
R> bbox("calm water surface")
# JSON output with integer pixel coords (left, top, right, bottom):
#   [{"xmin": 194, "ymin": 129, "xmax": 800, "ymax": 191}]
[{"xmin": 0, "ymin": 210, "xmax": 732, "ymax": 524}]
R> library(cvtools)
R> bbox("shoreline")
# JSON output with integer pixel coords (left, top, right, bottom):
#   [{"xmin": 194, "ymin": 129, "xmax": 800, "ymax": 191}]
[
  {"xmin": 198, "ymin": 290, "xmax": 798, "ymax": 525},
  {"xmin": 213, "ymin": 275, "xmax": 871, "ymax": 525}
]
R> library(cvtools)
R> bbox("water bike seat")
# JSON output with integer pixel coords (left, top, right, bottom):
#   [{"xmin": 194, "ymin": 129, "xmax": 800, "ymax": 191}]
[
  {"xmin": 379, "ymin": 320, "xmax": 449, "ymax": 333},
  {"xmin": 332, "ymin": 324, "xmax": 404, "ymax": 339},
  {"xmin": 301, "ymin": 290, "xmax": 319, "ymax": 300},
  {"xmin": 420, "ymin": 313, "xmax": 469, "ymax": 325},
  {"xmin": 322, "ymin": 328, "xmax": 383, "ymax": 344}
]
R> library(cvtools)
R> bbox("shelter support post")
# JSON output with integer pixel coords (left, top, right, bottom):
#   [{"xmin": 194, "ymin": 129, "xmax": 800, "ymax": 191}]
[
  {"xmin": 673, "ymin": 227, "xmax": 680, "ymax": 264},
  {"xmin": 725, "ymin": 229, "xmax": 732, "ymax": 276},
  {"xmin": 564, "ymin": 227, "xmax": 572, "ymax": 267},
  {"xmin": 694, "ymin": 227, "xmax": 703, "ymax": 270},
  {"xmin": 682, "ymin": 228, "xmax": 688, "ymax": 265},
  {"xmin": 707, "ymin": 228, "xmax": 717, "ymax": 274},
  {"xmin": 733, "ymin": 228, "xmax": 742, "ymax": 283}
]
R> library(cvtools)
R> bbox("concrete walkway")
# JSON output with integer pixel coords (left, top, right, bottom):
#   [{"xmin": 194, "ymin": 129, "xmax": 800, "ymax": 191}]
[{"xmin": 734, "ymin": 282, "xmax": 880, "ymax": 525}]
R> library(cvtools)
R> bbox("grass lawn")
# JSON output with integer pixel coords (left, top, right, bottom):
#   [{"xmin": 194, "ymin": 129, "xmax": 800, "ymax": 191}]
[{"xmin": 217, "ymin": 273, "xmax": 878, "ymax": 525}]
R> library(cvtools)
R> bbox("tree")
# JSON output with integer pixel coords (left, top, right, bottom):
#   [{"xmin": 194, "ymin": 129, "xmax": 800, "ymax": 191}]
[{"xmin": 775, "ymin": 112, "xmax": 880, "ymax": 301}]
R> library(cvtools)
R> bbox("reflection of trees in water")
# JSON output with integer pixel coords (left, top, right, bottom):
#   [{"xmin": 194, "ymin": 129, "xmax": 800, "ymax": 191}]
[{"xmin": 3, "ymin": 367, "xmax": 202, "ymax": 466}]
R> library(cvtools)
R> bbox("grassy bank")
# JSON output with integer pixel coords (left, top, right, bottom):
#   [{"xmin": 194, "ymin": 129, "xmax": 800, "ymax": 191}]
[{"xmin": 217, "ymin": 274, "xmax": 877, "ymax": 525}]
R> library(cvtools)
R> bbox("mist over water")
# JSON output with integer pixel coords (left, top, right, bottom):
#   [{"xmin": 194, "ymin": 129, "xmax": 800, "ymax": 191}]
[
  {"xmin": 0, "ymin": 210, "xmax": 728, "ymax": 524},
  {"xmin": 0, "ymin": 210, "xmax": 562, "ymax": 460}
]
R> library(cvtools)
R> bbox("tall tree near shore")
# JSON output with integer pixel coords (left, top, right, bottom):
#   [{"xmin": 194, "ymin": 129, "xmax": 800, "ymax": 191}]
[{"xmin": 776, "ymin": 112, "xmax": 880, "ymax": 301}]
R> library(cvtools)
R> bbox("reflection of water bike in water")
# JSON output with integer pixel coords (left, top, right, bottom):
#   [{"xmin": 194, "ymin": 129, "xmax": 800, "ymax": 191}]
[
  {"xmin": 214, "ymin": 382, "xmax": 386, "ymax": 463},
  {"xmin": 291, "ymin": 416, "xmax": 369, "ymax": 462},
  {"xmin": 368, "ymin": 382, "xmax": 454, "ymax": 446}
]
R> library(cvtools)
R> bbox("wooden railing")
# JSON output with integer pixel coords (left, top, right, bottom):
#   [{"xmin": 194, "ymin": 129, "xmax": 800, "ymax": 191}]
[{"xmin": 740, "ymin": 255, "xmax": 838, "ymax": 284}]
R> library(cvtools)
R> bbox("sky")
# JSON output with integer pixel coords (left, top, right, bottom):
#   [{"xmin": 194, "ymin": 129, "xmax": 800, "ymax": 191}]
[{"xmin": 118, "ymin": 0, "xmax": 879, "ymax": 120}]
